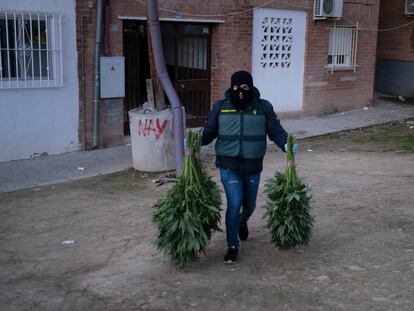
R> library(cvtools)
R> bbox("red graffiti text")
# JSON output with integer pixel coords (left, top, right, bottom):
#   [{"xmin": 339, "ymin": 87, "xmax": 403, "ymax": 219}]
[{"xmin": 138, "ymin": 118, "xmax": 168, "ymax": 140}]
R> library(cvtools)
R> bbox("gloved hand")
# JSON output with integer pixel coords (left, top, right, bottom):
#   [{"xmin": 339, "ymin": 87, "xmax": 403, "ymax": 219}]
[{"xmin": 284, "ymin": 143, "xmax": 298, "ymax": 154}]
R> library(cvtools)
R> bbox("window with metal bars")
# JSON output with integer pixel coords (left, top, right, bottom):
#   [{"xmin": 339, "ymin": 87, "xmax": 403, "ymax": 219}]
[
  {"xmin": 327, "ymin": 24, "xmax": 359, "ymax": 73},
  {"xmin": 0, "ymin": 12, "xmax": 62, "ymax": 89}
]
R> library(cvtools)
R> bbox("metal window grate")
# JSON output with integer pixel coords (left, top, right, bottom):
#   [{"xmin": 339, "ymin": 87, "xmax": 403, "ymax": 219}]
[
  {"xmin": 327, "ymin": 23, "xmax": 359, "ymax": 73},
  {"xmin": 0, "ymin": 11, "xmax": 63, "ymax": 89}
]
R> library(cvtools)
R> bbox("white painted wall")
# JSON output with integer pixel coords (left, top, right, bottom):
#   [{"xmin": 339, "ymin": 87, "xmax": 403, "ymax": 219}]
[
  {"xmin": 0, "ymin": 0, "xmax": 79, "ymax": 162},
  {"xmin": 252, "ymin": 8, "xmax": 306, "ymax": 113}
]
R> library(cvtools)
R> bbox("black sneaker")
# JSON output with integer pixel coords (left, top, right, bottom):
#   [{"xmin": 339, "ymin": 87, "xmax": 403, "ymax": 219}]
[
  {"xmin": 224, "ymin": 246, "xmax": 238, "ymax": 264},
  {"xmin": 239, "ymin": 222, "xmax": 249, "ymax": 241}
]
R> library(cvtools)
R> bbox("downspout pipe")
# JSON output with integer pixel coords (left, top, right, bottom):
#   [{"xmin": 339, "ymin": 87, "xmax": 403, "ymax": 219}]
[
  {"xmin": 92, "ymin": 0, "xmax": 104, "ymax": 149},
  {"xmin": 147, "ymin": 0, "xmax": 184, "ymax": 175},
  {"xmin": 103, "ymin": 0, "xmax": 111, "ymax": 56},
  {"xmin": 81, "ymin": 15, "xmax": 88, "ymax": 150}
]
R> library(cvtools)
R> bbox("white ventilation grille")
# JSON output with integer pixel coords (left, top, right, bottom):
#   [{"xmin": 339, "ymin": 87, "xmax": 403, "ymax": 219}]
[
  {"xmin": 259, "ymin": 17, "xmax": 293, "ymax": 69},
  {"xmin": 315, "ymin": 0, "xmax": 322, "ymax": 16},
  {"xmin": 323, "ymin": 0, "xmax": 334, "ymax": 15}
]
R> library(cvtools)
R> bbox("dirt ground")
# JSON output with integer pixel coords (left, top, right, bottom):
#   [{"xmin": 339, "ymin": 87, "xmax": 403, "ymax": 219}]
[{"xmin": 1, "ymin": 121, "xmax": 414, "ymax": 311}]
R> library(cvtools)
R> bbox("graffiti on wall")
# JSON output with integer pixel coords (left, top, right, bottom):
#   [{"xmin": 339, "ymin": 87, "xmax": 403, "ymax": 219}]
[{"xmin": 138, "ymin": 118, "xmax": 168, "ymax": 141}]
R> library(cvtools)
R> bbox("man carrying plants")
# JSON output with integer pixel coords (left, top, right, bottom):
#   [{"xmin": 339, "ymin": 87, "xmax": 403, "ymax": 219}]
[{"xmin": 202, "ymin": 71, "xmax": 297, "ymax": 264}]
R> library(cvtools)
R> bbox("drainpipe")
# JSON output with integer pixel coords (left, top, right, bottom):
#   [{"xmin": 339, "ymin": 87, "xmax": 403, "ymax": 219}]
[
  {"xmin": 147, "ymin": 0, "xmax": 184, "ymax": 175},
  {"xmin": 81, "ymin": 15, "xmax": 89, "ymax": 150},
  {"xmin": 103, "ymin": 0, "xmax": 111, "ymax": 56},
  {"xmin": 92, "ymin": 0, "xmax": 104, "ymax": 149}
]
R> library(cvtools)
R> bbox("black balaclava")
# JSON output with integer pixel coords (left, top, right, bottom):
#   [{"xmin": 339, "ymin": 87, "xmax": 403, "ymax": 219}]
[{"xmin": 230, "ymin": 71, "xmax": 254, "ymax": 109}]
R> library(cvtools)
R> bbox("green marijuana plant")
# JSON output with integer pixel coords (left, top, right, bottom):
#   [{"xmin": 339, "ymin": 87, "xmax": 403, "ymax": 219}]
[
  {"xmin": 153, "ymin": 130, "xmax": 222, "ymax": 268},
  {"xmin": 264, "ymin": 134, "xmax": 314, "ymax": 251}
]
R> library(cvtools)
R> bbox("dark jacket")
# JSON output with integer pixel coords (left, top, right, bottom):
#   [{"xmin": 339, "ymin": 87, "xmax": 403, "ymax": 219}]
[{"xmin": 201, "ymin": 87, "xmax": 288, "ymax": 175}]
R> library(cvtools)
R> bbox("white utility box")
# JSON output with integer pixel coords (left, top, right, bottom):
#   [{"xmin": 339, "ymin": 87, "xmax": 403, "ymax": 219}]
[{"xmin": 100, "ymin": 56, "xmax": 125, "ymax": 98}]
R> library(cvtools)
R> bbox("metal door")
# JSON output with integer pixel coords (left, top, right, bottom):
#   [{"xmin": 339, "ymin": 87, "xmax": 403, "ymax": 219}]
[
  {"xmin": 123, "ymin": 21, "xmax": 211, "ymax": 131},
  {"xmin": 162, "ymin": 23, "xmax": 211, "ymax": 127}
]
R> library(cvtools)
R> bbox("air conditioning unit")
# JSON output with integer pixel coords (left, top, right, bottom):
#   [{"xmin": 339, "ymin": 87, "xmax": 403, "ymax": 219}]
[
  {"xmin": 313, "ymin": 0, "xmax": 343, "ymax": 20},
  {"xmin": 406, "ymin": 0, "xmax": 414, "ymax": 15}
]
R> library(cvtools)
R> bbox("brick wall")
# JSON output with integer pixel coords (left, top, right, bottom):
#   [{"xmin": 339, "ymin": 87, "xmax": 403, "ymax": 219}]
[
  {"xmin": 76, "ymin": 0, "xmax": 381, "ymax": 148},
  {"xmin": 302, "ymin": 0, "xmax": 381, "ymax": 116},
  {"xmin": 76, "ymin": 0, "xmax": 126, "ymax": 149},
  {"xmin": 377, "ymin": 0, "xmax": 414, "ymax": 61},
  {"xmin": 76, "ymin": 1, "xmax": 93, "ymax": 149}
]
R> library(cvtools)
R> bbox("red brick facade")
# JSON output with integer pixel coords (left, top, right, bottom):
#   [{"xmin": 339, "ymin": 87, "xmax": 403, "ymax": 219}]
[
  {"xmin": 76, "ymin": 0, "xmax": 381, "ymax": 149},
  {"xmin": 377, "ymin": 0, "xmax": 414, "ymax": 61}
]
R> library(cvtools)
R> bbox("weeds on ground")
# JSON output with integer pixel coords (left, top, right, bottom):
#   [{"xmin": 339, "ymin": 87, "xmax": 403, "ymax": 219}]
[{"xmin": 300, "ymin": 120, "xmax": 414, "ymax": 153}]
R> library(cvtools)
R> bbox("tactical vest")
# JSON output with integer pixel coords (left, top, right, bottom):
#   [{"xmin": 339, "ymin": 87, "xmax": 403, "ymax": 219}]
[{"xmin": 215, "ymin": 100, "xmax": 267, "ymax": 159}]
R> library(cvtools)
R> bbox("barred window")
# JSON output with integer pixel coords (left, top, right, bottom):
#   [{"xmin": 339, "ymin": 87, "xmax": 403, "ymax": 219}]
[
  {"xmin": 0, "ymin": 12, "xmax": 62, "ymax": 89},
  {"xmin": 327, "ymin": 25, "xmax": 359, "ymax": 73}
]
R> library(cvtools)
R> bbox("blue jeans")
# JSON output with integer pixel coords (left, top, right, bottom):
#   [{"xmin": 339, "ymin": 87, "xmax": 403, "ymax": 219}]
[{"xmin": 219, "ymin": 168, "xmax": 261, "ymax": 247}]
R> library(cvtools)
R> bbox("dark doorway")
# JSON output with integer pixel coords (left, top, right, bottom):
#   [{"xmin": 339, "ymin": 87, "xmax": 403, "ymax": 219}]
[
  {"xmin": 162, "ymin": 23, "xmax": 212, "ymax": 127},
  {"xmin": 123, "ymin": 20, "xmax": 150, "ymax": 135},
  {"xmin": 123, "ymin": 20, "xmax": 212, "ymax": 133}
]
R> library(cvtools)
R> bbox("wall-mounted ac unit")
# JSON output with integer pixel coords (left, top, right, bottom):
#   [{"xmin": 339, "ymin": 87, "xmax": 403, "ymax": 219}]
[
  {"xmin": 313, "ymin": 0, "xmax": 343, "ymax": 20},
  {"xmin": 406, "ymin": 0, "xmax": 414, "ymax": 15}
]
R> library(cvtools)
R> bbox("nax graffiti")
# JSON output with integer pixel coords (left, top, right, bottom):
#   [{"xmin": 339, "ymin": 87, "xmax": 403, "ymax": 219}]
[{"xmin": 138, "ymin": 118, "xmax": 168, "ymax": 141}]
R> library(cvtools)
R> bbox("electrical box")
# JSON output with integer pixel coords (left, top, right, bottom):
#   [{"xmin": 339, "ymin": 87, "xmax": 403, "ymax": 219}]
[{"xmin": 100, "ymin": 56, "xmax": 125, "ymax": 98}]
